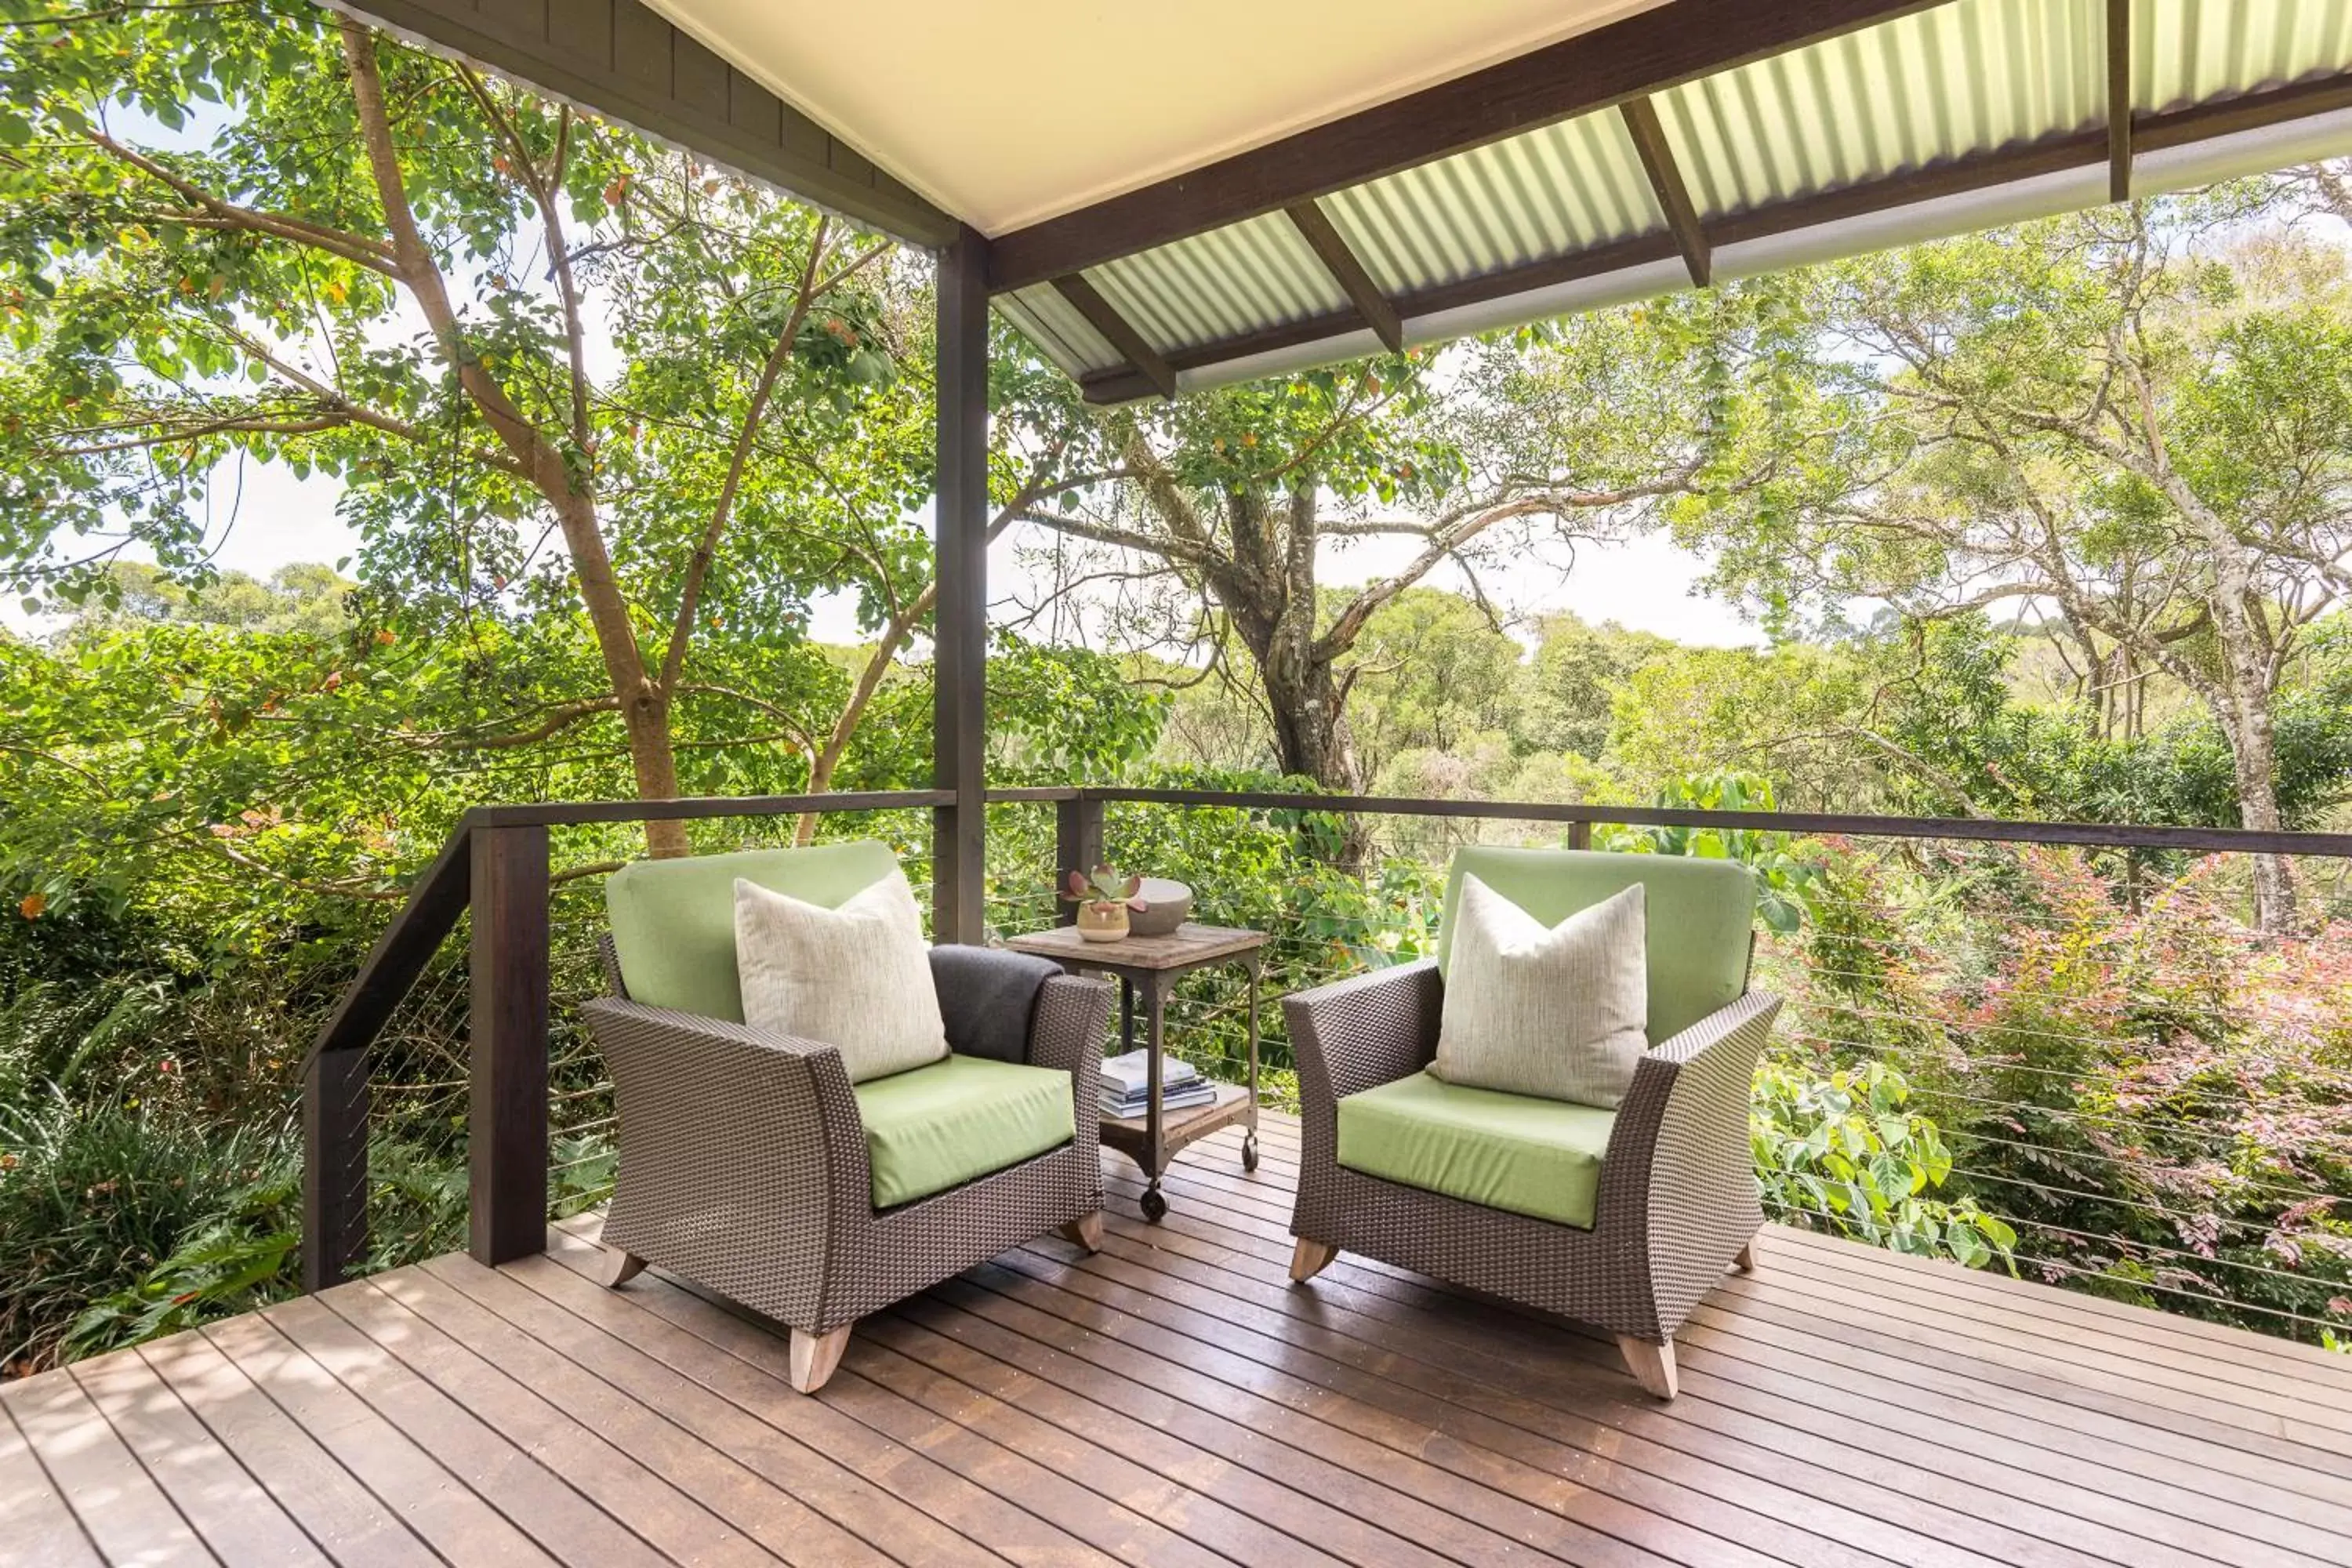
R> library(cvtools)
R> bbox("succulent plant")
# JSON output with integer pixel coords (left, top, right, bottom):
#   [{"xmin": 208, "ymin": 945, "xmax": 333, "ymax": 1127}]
[{"xmin": 1062, "ymin": 864, "xmax": 1148, "ymax": 910}]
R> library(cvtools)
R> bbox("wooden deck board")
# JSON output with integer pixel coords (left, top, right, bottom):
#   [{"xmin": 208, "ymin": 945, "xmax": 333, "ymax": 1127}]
[{"xmin": 9, "ymin": 1112, "xmax": 2352, "ymax": 1568}]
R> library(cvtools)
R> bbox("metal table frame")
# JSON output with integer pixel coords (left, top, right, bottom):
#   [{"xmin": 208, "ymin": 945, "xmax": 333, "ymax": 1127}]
[{"xmin": 1005, "ymin": 924, "xmax": 1266, "ymax": 1221}]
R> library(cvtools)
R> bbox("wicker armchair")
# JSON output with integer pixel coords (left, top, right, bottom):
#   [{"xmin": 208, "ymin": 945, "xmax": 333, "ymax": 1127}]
[
  {"xmin": 579, "ymin": 843, "xmax": 1112, "ymax": 1394},
  {"xmin": 1285, "ymin": 847, "xmax": 1780, "ymax": 1399}
]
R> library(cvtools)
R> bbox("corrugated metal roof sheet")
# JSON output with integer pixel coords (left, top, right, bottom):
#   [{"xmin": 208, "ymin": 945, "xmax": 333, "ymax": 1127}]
[
  {"xmin": 994, "ymin": 0, "xmax": 2352, "ymax": 396},
  {"xmin": 1657, "ymin": 0, "xmax": 2105, "ymax": 220},
  {"xmin": 996, "ymin": 285, "xmax": 1123, "ymax": 376},
  {"xmin": 2140, "ymin": 0, "xmax": 2352, "ymax": 109},
  {"xmin": 1321, "ymin": 111, "xmax": 1662, "ymax": 295},
  {"xmin": 1087, "ymin": 212, "xmax": 1348, "ymax": 356}
]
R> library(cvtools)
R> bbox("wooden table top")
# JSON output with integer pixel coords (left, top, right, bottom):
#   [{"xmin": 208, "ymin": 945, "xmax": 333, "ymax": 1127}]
[{"xmin": 1004, "ymin": 921, "xmax": 1267, "ymax": 971}]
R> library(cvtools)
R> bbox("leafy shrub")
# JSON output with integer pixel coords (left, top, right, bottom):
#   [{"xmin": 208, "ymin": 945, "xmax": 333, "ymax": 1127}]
[{"xmin": 1753, "ymin": 1056, "xmax": 2019, "ymax": 1269}]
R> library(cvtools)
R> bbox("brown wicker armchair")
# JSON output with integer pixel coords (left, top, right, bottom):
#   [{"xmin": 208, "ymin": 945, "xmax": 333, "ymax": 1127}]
[
  {"xmin": 1285, "ymin": 847, "xmax": 1781, "ymax": 1399},
  {"xmin": 579, "ymin": 843, "xmax": 1112, "ymax": 1394}
]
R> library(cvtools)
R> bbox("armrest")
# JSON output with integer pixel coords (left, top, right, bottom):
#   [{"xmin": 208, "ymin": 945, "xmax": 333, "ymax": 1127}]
[
  {"xmin": 1284, "ymin": 959, "xmax": 1442, "ymax": 1112},
  {"xmin": 582, "ymin": 997, "xmax": 871, "ymax": 1235},
  {"xmin": 1597, "ymin": 989, "xmax": 1782, "ymax": 1279},
  {"xmin": 1025, "ymin": 972, "xmax": 1112, "ymax": 1152}
]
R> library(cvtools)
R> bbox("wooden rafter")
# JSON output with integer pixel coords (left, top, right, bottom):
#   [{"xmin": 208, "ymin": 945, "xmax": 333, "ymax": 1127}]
[
  {"xmin": 1052, "ymin": 274, "xmax": 1178, "ymax": 400},
  {"xmin": 1285, "ymin": 200, "xmax": 1403, "ymax": 351},
  {"xmin": 2107, "ymin": 0, "xmax": 2133, "ymax": 202},
  {"xmin": 1072, "ymin": 67, "xmax": 2352, "ymax": 403},
  {"xmin": 986, "ymin": 0, "xmax": 1944, "ymax": 292},
  {"xmin": 1619, "ymin": 96, "xmax": 1711, "ymax": 287}
]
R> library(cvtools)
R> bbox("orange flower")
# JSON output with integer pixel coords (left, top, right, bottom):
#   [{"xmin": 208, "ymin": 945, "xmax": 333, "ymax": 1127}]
[{"xmin": 17, "ymin": 892, "xmax": 42, "ymax": 920}]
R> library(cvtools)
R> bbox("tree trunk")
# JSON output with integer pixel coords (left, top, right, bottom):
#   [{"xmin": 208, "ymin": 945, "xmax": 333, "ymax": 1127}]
[{"xmin": 2204, "ymin": 560, "xmax": 2295, "ymax": 932}]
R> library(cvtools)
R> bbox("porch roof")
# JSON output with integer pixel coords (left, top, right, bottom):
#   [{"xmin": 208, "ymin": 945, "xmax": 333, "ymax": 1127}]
[{"xmin": 350, "ymin": 0, "xmax": 2352, "ymax": 403}]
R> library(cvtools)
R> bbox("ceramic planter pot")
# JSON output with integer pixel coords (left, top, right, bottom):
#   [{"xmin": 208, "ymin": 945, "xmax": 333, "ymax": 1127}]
[
  {"xmin": 1076, "ymin": 901, "xmax": 1131, "ymax": 942},
  {"xmin": 1126, "ymin": 879, "xmax": 1193, "ymax": 936}
]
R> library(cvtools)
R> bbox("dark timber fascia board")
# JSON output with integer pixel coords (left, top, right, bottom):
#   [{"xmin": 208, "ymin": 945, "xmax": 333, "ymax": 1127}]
[
  {"xmin": 1052, "ymin": 274, "xmax": 1178, "ymax": 398},
  {"xmin": 323, "ymin": 0, "xmax": 959, "ymax": 249},
  {"xmin": 986, "ymin": 0, "xmax": 1947, "ymax": 292},
  {"xmin": 1286, "ymin": 201, "xmax": 1403, "ymax": 350},
  {"xmin": 1619, "ymin": 96, "xmax": 1711, "ymax": 285},
  {"xmin": 2107, "ymin": 0, "xmax": 2133, "ymax": 202}
]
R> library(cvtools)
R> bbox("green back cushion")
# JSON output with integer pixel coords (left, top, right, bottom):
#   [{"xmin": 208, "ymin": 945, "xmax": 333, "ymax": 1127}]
[
  {"xmin": 1439, "ymin": 847, "xmax": 1754, "ymax": 1042},
  {"xmin": 1337, "ymin": 1069, "xmax": 1613, "ymax": 1229},
  {"xmin": 852, "ymin": 1054, "xmax": 1075, "ymax": 1208},
  {"xmin": 605, "ymin": 840, "xmax": 902, "ymax": 1021}
]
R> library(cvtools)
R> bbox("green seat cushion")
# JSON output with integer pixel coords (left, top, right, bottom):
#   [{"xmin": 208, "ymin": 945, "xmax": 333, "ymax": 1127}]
[
  {"xmin": 1441, "ymin": 847, "xmax": 1755, "ymax": 1042},
  {"xmin": 605, "ymin": 841, "xmax": 902, "ymax": 1020},
  {"xmin": 853, "ymin": 1054, "xmax": 1075, "ymax": 1210},
  {"xmin": 1336, "ymin": 1069, "xmax": 1615, "ymax": 1229}
]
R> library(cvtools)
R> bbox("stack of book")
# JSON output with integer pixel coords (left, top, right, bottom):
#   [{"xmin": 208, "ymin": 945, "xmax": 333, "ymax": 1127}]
[{"xmin": 1100, "ymin": 1048, "xmax": 1219, "ymax": 1119}]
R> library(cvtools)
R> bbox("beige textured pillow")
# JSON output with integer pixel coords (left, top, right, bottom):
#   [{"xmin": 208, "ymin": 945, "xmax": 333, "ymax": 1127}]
[
  {"xmin": 1432, "ymin": 876, "xmax": 1648, "ymax": 1109},
  {"xmin": 733, "ymin": 870, "xmax": 948, "ymax": 1083}
]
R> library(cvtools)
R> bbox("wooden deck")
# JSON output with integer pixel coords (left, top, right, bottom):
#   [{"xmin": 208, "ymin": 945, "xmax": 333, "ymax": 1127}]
[{"xmin": 9, "ymin": 1113, "xmax": 2352, "ymax": 1568}]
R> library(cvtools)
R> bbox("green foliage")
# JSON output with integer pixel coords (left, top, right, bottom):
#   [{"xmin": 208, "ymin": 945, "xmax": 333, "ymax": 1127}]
[
  {"xmin": 1601, "ymin": 771, "xmax": 1820, "ymax": 935},
  {"xmin": 1752, "ymin": 1058, "xmax": 2019, "ymax": 1270}
]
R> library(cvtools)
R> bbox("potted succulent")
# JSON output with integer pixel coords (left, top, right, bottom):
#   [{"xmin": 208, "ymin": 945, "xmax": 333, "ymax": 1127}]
[{"xmin": 1063, "ymin": 864, "xmax": 1148, "ymax": 942}]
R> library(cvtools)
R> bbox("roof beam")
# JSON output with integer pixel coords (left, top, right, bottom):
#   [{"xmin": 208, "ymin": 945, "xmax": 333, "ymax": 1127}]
[
  {"xmin": 1051, "ymin": 274, "xmax": 1178, "ymax": 399},
  {"xmin": 1619, "ymin": 96, "xmax": 1711, "ymax": 285},
  {"xmin": 1285, "ymin": 201, "xmax": 1403, "ymax": 351},
  {"xmin": 1075, "ymin": 66, "xmax": 2352, "ymax": 404},
  {"xmin": 2107, "ymin": 0, "xmax": 2133, "ymax": 202},
  {"xmin": 986, "ymin": 0, "xmax": 1945, "ymax": 292},
  {"xmin": 1078, "ymin": 233, "xmax": 1680, "ymax": 404}
]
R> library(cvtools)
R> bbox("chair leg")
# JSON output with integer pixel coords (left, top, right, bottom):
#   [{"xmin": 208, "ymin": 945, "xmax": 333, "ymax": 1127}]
[
  {"xmin": 1289, "ymin": 1236, "xmax": 1338, "ymax": 1283},
  {"xmin": 1733, "ymin": 1237, "xmax": 1758, "ymax": 1273},
  {"xmin": 789, "ymin": 1325, "xmax": 853, "ymax": 1394},
  {"xmin": 1058, "ymin": 1211, "xmax": 1104, "ymax": 1253},
  {"xmin": 600, "ymin": 1247, "xmax": 647, "ymax": 1289},
  {"xmin": 1616, "ymin": 1336, "xmax": 1679, "ymax": 1400}
]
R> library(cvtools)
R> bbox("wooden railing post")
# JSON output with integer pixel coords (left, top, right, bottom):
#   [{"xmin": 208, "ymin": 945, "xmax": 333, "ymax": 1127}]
[
  {"xmin": 1056, "ymin": 793, "xmax": 1105, "ymax": 925},
  {"xmin": 301, "ymin": 1047, "xmax": 370, "ymax": 1290},
  {"xmin": 931, "ymin": 225, "xmax": 990, "ymax": 943},
  {"xmin": 1569, "ymin": 820, "xmax": 1593, "ymax": 850},
  {"xmin": 470, "ymin": 822, "xmax": 550, "ymax": 1266}
]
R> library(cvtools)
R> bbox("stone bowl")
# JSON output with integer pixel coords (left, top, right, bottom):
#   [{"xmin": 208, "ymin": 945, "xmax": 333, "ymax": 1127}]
[{"xmin": 1127, "ymin": 878, "xmax": 1193, "ymax": 936}]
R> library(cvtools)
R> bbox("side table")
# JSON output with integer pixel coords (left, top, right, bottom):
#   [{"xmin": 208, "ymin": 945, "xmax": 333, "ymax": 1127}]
[{"xmin": 1004, "ymin": 923, "xmax": 1266, "ymax": 1221}]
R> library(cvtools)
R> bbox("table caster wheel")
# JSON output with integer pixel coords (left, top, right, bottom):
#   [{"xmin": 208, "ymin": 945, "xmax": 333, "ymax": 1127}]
[
  {"xmin": 1243, "ymin": 1134, "xmax": 1260, "ymax": 1173},
  {"xmin": 1141, "ymin": 1186, "xmax": 1167, "ymax": 1223}
]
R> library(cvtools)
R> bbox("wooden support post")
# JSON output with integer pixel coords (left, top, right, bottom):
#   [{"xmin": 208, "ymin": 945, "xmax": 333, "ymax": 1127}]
[
  {"xmin": 301, "ymin": 1046, "xmax": 370, "ymax": 1291},
  {"xmin": 2107, "ymin": 0, "xmax": 2133, "ymax": 202},
  {"xmin": 1569, "ymin": 820, "xmax": 1594, "ymax": 851},
  {"xmin": 933, "ymin": 225, "xmax": 991, "ymax": 943},
  {"xmin": 1055, "ymin": 793, "xmax": 1105, "ymax": 925},
  {"xmin": 470, "ymin": 822, "xmax": 550, "ymax": 1266}
]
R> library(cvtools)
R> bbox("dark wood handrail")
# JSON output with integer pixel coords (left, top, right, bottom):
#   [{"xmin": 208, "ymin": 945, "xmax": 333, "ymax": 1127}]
[{"xmin": 991, "ymin": 786, "xmax": 2352, "ymax": 859}]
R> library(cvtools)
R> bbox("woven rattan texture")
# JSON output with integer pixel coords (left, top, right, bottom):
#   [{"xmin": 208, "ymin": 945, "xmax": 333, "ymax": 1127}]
[{"xmin": 1287, "ymin": 958, "xmax": 1777, "ymax": 1342}]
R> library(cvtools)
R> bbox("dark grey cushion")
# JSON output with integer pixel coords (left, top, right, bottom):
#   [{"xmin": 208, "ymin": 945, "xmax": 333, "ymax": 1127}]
[{"xmin": 927, "ymin": 946, "xmax": 1064, "ymax": 1063}]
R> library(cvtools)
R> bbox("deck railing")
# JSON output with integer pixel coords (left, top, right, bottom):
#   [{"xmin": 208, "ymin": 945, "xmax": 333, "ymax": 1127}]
[{"xmin": 300, "ymin": 784, "xmax": 2352, "ymax": 1345}]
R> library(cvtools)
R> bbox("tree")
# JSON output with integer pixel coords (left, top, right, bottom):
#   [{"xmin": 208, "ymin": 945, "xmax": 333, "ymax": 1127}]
[
  {"xmin": 1694, "ymin": 201, "xmax": 2352, "ymax": 928},
  {"xmin": 2, "ymin": 1, "xmax": 932, "ymax": 856},
  {"xmin": 999, "ymin": 284, "xmax": 1811, "ymax": 818}
]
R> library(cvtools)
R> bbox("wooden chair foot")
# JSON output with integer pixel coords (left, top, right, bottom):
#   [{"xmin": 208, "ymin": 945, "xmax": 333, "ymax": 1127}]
[
  {"xmin": 600, "ymin": 1248, "xmax": 647, "ymax": 1289},
  {"xmin": 1058, "ymin": 1211, "xmax": 1105, "ymax": 1253},
  {"xmin": 1733, "ymin": 1238, "xmax": 1757, "ymax": 1273},
  {"xmin": 1616, "ymin": 1336, "xmax": 1679, "ymax": 1399},
  {"xmin": 789, "ymin": 1325, "xmax": 852, "ymax": 1394},
  {"xmin": 1289, "ymin": 1236, "xmax": 1338, "ymax": 1283}
]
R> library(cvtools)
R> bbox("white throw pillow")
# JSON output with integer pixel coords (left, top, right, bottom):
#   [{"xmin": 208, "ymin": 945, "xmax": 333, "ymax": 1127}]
[
  {"xmin": 733, "ymin": 870, "xmax": 948, "ymax": 1083},
  {"xmin": 1432, "ymin": 876, "xmax": 1648, "ymax": 1109}
]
